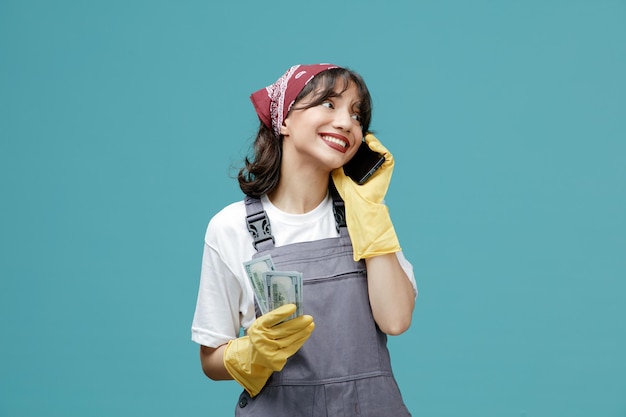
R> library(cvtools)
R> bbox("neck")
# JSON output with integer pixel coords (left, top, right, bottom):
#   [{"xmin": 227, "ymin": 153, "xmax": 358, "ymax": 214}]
[{"xmin": 268, "ymin": 168, "xmax": 330, "ymax": 214}]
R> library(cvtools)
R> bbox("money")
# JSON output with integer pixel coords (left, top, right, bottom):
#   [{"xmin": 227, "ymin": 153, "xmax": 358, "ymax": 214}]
[
  {"xmin": 243, "ymin": 255, "xmax": 276, "ymax": 315},
  {"xmin": 243, "ymin": 255, "xmax": 303, "ymax": 319},
  {"xmin": 264, "ymin": 271, "xmax": 303, "ymax": 320}
]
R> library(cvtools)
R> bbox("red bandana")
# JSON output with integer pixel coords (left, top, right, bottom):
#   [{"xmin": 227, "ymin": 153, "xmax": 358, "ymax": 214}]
[{"xmin": 250, "ymin": 64, "xmax": 340, "ymax": 138}]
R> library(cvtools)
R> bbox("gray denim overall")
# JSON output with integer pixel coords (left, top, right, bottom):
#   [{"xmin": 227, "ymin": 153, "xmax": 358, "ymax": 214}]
[{"xmin": 236, "ymin": 191, "xmax": 411, "ymax": 417}]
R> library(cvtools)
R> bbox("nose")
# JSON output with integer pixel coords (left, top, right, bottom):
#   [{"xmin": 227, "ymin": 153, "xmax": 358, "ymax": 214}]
[{"xmin": 332, "ymin": 108, "xmax": 353, "ymax": 132}]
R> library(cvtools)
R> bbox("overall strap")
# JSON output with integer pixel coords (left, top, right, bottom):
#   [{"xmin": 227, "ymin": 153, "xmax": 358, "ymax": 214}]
[
  {"xmin": 244, "ymin": 196, "xmax": 275, "ymax": 251},
  {"xmin": 329, "ymin": 181, "xmax": 348, "ymax": 236}
]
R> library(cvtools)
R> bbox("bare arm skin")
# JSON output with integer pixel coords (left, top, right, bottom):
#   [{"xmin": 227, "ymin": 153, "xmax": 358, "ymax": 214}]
[
  {"xmin": 200, "ymin": 344, "xmax": 232, "ymax": 380},
  {"xmin": 365, "ymin": 253, "xmax": 415, "ymax": 335}
]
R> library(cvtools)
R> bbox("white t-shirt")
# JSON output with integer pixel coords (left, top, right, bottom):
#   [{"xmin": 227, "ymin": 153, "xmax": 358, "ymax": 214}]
[{"xmin": 191, "ymin": 193, "xmax": 417, "ymax": 348}]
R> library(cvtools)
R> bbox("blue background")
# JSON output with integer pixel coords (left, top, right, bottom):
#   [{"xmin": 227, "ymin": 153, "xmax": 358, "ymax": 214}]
[{"xmin": 1, "ymin": 1, "xmax": 625, "ymax": 416}]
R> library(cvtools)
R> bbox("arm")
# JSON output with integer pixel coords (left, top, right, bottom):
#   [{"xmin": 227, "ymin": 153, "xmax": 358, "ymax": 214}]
[
  {"xmin": 366, "ymin": 253, "xmax": 415, "ymax": 335},
  {"xmin": 331, "ymin": 134, "xmax": 416, "ymax": 334},
  {"xmin": 200, "ymin": 344, "xmax": 232, "ymax": 380},
  {"xmin": 191, "ymin": 217, "xmax": 252, "ymax": 379}
]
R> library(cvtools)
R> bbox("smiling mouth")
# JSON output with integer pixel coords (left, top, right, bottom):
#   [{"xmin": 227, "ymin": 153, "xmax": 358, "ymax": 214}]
[{"xmin": 321, "ymin": 135, "xmax": 348, "ymax": 149}]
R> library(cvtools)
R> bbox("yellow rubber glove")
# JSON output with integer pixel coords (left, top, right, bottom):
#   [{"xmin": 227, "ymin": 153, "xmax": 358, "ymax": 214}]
[
  {"xmin": 331, "ymin": 133, "xmax": 401, "ymax": 261},
  {"xmin": 223, "ymin": 304, "xmax": 314, "ymax": 397}
]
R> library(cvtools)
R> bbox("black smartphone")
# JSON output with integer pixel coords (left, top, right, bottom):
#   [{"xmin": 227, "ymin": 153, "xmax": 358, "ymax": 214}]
[{"xmin": 343, "ymin": 141, "xmax": 386, "ymax": 185}]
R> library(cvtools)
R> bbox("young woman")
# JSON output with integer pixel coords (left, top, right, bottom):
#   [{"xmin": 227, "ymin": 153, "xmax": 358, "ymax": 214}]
[{"xmin": 191, "ymin": 64, "xmax": 417, "ymax": 416}]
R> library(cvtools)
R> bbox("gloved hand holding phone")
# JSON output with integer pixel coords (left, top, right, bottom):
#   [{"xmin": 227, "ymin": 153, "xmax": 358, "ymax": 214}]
[
  {"xmin": 223, "ymin": 304, "xmax": 315, "ymax": 397},
  {"xmin": 331, "ymin": 133, "xmax": 401, "ymax": 261}
]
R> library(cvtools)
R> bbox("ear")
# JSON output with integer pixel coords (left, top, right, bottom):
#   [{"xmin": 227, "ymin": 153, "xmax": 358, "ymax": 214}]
[{"xmin": 279, "ymin": 121, "xmax": 289, "ymax": 136}]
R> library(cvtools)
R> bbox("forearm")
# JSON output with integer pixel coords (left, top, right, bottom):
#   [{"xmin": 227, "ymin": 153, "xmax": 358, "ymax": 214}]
[
  {"xmin": 365, "ymin": 253, "xmax": 415, "ymax": 335},
  {"xmin": 200, "ymin": 344, "xmax": 233, "ymax": 380}
]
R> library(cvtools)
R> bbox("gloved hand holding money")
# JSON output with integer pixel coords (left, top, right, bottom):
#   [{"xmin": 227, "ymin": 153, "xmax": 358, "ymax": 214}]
[{"xmin": 223, "ymin": 304, "xmax": 314, "ymax": 396}]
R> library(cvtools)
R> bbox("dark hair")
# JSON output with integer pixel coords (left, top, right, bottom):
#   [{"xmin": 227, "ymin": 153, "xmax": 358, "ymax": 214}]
[{"xmin": 238, "ymin": 67, "xmax": 372, "ymax": 198}]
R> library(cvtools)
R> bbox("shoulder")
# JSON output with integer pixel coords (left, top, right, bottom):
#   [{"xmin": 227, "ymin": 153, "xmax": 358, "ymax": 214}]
[
  {"xmin": 208, "ymin": 200, "xmax": 246, "ymax": 227},
  {"xmin": 205, "ymin": 200, "xmax": 252, "ymax": 248}
]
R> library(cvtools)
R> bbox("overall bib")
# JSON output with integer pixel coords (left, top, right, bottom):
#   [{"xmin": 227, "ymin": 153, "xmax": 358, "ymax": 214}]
[{"xmin": 236, "ymin": 193, "xmax": 411, "ymax": 417}]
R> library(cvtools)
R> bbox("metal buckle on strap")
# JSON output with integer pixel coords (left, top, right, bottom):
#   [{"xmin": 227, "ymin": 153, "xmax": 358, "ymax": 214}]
[{"xmin": 246, "ymin": 210, "xmax": 275, "ymax": 250}]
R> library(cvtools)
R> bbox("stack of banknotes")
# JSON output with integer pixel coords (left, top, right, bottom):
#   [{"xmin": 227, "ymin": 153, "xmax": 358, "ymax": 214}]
[{"xmin": 243, "ymin": 254, "xmax": 303, "ymax": 319}]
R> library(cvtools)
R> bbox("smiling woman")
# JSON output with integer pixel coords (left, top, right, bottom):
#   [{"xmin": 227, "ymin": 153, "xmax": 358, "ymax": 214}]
[
  {"xmin": 239, "ymin": 66, "xmax": 372, "ymax": 199},
  {"xmin": 191, "ymin": 64, "xmax": 417, "ymax": 416}
]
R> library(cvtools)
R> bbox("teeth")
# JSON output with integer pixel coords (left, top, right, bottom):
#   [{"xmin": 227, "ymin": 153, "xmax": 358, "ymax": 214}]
[{"xmin": 321, "ymin": 135, "xmax": 347, "ymax": 148}]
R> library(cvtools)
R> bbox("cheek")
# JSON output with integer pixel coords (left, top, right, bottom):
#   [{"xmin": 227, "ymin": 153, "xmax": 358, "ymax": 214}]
[
  {"xmin": 353, "ymin": 132, "xmax": 364, "ymax": 149},
  {"xmin": 346, "ymin": 144, "xmax": 360, "ymax": 160}
]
